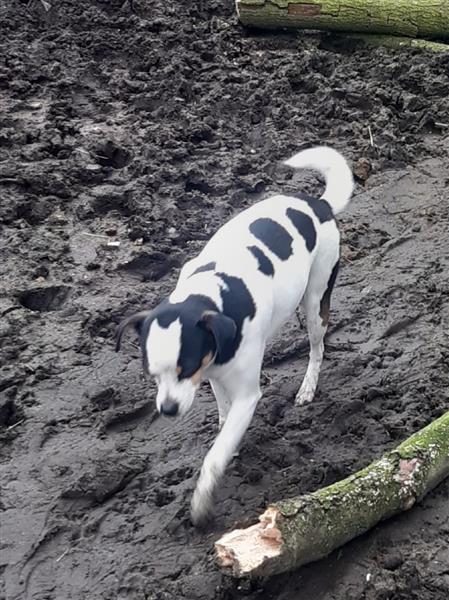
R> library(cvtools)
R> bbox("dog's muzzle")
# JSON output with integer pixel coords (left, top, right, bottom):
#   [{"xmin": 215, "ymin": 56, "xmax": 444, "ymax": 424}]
[{"xmin": 160, "ymin": 399, "xmax": 179, "ymax": 417}]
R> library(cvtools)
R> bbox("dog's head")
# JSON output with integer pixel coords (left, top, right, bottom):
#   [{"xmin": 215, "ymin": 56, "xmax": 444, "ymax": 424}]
[{"xmin": 115, "ymin": 297, "xmax": 236, "ymax": 417}]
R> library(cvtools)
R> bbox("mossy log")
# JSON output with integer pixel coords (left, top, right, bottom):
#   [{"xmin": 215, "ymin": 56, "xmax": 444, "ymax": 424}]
[
  {"xmin": 215, "ymin": 410, "xmax": 449, "ymax": 578},
  {"xmin": 237, "ymin": 1, "xmax": 449, "ymax": 39}
]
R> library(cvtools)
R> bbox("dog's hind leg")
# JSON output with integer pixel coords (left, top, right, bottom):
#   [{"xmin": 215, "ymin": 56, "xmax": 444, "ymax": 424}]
[{"xmin": 296, "ymin": 258, "xmax": 339, "ymax": 406}]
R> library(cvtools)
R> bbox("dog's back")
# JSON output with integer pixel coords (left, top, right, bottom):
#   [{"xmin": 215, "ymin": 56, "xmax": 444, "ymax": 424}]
[{"xmin": 175, "ymin": 147, "xmax": 353, "ymax": 340}]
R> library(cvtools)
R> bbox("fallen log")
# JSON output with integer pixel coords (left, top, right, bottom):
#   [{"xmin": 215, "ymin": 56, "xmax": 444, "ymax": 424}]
[
  {"xmin": 237, "ymin": 1, "xmax": 449, "ymax": 39},
  {"xmin": 215, "ymin": 410, "xmax": 449, "ymax": 578}
]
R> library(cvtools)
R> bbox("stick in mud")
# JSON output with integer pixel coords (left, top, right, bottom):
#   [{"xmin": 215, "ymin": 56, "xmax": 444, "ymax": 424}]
[{"xmin": 215, "ymin": 410, "xmax": 449, "ymax": 578}]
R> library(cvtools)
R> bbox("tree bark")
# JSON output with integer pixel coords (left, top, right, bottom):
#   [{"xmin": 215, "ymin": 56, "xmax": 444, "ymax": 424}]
[
  {"xmin": 237, "ymin": 1, "xmax": 449, "ymax": 39},
  {"xmin": 215, "ymin": 410, "xmax": 449, "ymax": 579}
]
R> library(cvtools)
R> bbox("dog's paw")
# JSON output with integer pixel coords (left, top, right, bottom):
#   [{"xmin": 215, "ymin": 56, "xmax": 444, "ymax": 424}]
[
  {"xmin": 295, "ymin": 387, "xmax": 315, "ymax": 406},
  {"xmin": 190, "ymin": 490, "xmax": 214, "ymax": 529}
]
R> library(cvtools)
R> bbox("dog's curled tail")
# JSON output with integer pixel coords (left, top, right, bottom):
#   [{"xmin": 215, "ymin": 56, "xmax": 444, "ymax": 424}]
[{"xmin": 284, "ymin": 146, "xmax": 354, "ymax": 215}]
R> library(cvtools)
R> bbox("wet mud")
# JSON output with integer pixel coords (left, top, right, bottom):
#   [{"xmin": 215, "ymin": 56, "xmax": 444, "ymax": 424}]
[{"xmin": 1, "ymin": 1, "xmax": 449, "ymax": 599}]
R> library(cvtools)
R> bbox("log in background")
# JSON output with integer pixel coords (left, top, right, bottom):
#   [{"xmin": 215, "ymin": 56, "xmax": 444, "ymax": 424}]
[{"xmin": 237, "ymin": 1, "xmax": 449, "ymax": 38}]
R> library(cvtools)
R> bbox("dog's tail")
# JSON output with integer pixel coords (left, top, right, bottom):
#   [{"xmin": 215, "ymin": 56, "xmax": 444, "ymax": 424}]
[{"xmin": 284, "ymin": 146, "xmax": 354, "ymax": 215}]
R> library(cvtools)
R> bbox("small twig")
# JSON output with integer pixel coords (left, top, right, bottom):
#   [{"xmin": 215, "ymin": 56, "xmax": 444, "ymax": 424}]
[
  {"xmin": 0, "ymin": 178, "xmax": 22, "ymax": 185},
  {"xmin": 341, "ymin": 255, "xmax": 355, "ymax": 264},
  {"xmin": 7, "ymin": 419, "xmax": 24, "ymax": 431},
  {"xmin": 368, "ymin": 125, "xmax": 374, "ymax": 148},
  {"xmin": 337, "ymin": 276, "xmax": 366, "ymax": 287},
  {"xmin": 78, "ymin": 232, "xmax": 110, "ymax": 239},
  {"xmin": 56, "ymin": 548, "xmax": 69, "ymax": 563},
  {"xmin": 382, "ymin": 201, "xmax": 440, "ymax": 216},
  {"xmin": 325, "ymin": 342, "xmax": 355, "ymax": 352},
  {"xmin": 382, "ymin": 204, "xmax": 412, "ymax": 216},
  {"xmin": 380, "ymin": 235, "xmax": 414, "ymax": 256},
  {"xmin": 26, "ymin": 0, "xmax": 52, "ymax": 12},
  {"xmin": 379, "ymin": 315, "xmax": 420, "ymax": 340}
]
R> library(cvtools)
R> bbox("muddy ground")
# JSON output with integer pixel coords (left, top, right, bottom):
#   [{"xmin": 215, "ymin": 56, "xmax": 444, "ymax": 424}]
[{"xmin": 1, "ymin": 1, "xmax": 449, "ymax": 599}]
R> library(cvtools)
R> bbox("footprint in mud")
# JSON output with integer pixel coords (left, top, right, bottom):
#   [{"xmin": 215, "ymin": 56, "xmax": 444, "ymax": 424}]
[
  {"xmin": 18, "ymin": 285, "xmax": 71, "ymax": 312},
  {"xmin": 61, "ymin": 453, "xmax": 146, "ymax": 504},
  {"xmin": 86, "ymin": 386, "xmax": 119, "ymax": 412},
  {"xmin": 0, "ymin": 396, "xmax": 22, "ymax": 428},
  {"xmin": 161, "ymin": 466, "xmax": 194, "ymax": 486},
  {"xmin": 93, "ymin": 140, "xmax": 132, "ymax": 169},
  {"xmin": 153, "ymin": 487, "xmax": 176, "ymax": 507},
  {"xmin": 118, "ymin": 251, "xmax": 181, "ymax": 282},
  {"xmin": 88, "ymin": 185, "xmax": 135, "ymax": 217},
  {"xmin": 16, "ymin": 197, "xmax": 54, "ymax": 225}
]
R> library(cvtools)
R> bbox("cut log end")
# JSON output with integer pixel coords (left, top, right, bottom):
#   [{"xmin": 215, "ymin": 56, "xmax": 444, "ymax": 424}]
[{"xmin": 215, "ymin": 506, "xmax": 283, "ymax": 575}]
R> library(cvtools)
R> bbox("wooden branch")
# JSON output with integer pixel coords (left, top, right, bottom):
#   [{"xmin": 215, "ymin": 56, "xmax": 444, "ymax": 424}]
[
  {"xmin": 237, "ymin": 1, "xmax": 449, "ymax": 39},
  {"xmin": 215, "ymin": 410, "xmax": 449, "ymax": 578}
]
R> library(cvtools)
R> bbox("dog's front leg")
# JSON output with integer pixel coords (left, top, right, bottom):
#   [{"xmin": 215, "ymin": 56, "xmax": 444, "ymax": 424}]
[
  {"xmin": 210, "ymin": 380, "xmax": 231, "ymax": 429},
  {"xmin": 190, "ymin": 388, "xmax": 261, "ymax": 526}
]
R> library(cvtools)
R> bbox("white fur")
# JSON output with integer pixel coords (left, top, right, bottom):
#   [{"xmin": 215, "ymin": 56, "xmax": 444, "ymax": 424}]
[
  {"xmin": 147, "ymin": 319, "xmax": 182, "ymax": 373},
  {"xmin": 152, "ymin": 147, "xmax": 353, "ymax": 525},
  {"xmin": 284, "ymin": 146, "xmax": 353, "ymax": 215},
  {"xmin": 147, "ymin": 319, "xmax": 198, "ymax": 415}
]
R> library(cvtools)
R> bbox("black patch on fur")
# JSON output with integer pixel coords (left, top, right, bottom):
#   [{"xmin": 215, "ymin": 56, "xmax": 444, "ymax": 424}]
[
  {"xmin": 249, "ymin": 218, "xmax": 293, "ymax": 261},
  {"xmin": 215, "ymin": 273, "xmax": 256, "ymax": 364},
  {"xmin": 191, "ymin": 262, "xmax": 216, "ymax": 276},
  {"xmin": 247, "ymin": 245, "xmax": 274, "ymax": 277},
  {"xmin": 286, "ymin": 207, "xmax": 317, "ymax": 252},
  {"xmin": 320, "ymin": 261, "xmax": 339, "ymax": 326},
  {"xmin": 292, "ymin": 192, "xmax": 334, "ymax": 223},
  {"xmin": 140, "ymin": 295, "xmax": 217, "ymax": 379},
  {"xmin": 137, "ymin": 274, "xmax": 256, "ymax": 373}
]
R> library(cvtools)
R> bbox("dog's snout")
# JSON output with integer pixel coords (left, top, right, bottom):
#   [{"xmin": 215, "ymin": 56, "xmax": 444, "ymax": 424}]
[{"xmin": 160, "ymin": 399, "xmax": 179, "ymax": 417}]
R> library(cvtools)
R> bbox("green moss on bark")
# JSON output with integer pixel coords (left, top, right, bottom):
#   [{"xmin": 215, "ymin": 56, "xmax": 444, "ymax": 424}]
[{"xmin": 237, "ymin": 1, "xmax": 449, "ymax": 39}]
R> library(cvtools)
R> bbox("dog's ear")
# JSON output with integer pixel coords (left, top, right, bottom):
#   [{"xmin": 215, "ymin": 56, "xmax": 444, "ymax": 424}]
[
  {"xmin": 199, "ymin": 311, "xmax": 237, "ymax": 358},
  {"xmin": 115, "ymin": 311, "xmax": 152, "ymax": 352}
]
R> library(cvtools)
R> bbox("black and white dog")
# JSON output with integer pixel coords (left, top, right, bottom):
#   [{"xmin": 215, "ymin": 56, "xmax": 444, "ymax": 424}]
[{"xmin": 116, "ymin": 147, "xmax": 353, "ymax": 525}]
